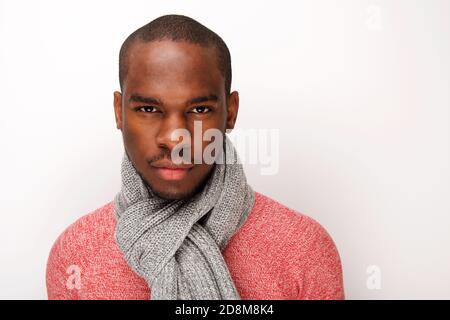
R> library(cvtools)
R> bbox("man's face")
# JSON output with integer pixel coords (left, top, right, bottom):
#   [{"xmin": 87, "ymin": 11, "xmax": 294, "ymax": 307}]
[{"xmin": 114, "ymin": 40, "xmax": 238, "ymax": 200}]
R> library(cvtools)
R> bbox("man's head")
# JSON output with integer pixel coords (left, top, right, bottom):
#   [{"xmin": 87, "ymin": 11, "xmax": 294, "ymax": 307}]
[{"xmin": 113, "ymin": 14, "xmax": 239, "ymax": 200}]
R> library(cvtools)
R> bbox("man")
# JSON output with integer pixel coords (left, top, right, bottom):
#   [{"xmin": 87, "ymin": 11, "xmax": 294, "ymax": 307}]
[{"xmin": 46, "ymin": 14, "xmax": 345, "ymax": 300}]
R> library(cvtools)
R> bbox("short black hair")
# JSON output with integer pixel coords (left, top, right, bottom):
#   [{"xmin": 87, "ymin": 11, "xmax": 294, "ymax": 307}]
[{"xmin": 119, "ymin": 14, "xmax": 232, "ymax": 95}]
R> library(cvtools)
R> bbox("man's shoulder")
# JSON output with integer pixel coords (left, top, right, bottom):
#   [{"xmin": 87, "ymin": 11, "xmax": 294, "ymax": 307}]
[
  {"xmin": 251, "ymin": 191, "xmax": 339, "ymax": 253},
  {"xmin": 46, "ymin": 201, "xmax": 120, "ymax": 299},
  {"xmin": 47, "ymin": 201, "xmax": 116, "ymax": 263},
  {"xmin": 61, "ymin": 201, "xmax": 115, "ymax": 241},
  {"xmin": 251, "ymin": 191, "xmax": 345, "ymax": 299},
  {"xmin": 252, "ymin": 191, "xmax": 312, "ymax": 228}
]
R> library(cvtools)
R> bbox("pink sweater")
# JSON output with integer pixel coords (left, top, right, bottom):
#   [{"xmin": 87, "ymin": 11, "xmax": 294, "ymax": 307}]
[{"xmin": 46, "ymin": 192, "xmax": 345, "ymax": 300}]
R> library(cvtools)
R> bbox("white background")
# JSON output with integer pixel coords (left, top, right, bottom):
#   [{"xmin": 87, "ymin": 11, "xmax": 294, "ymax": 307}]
[{"xmin": 0, "ymin": 0, "xmax": 449, "ymax": 299}]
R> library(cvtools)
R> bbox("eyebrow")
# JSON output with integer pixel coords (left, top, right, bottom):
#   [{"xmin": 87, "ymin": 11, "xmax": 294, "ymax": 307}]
[
  {"xmin": 188, "ymin": 94, "xmax": 218, "ymax": 105},
  {"xmin": 128, "ymin": 94, "xmax": 218, "ymax": 106},
  {"xmin": 128, "ymin": 94, "xmax": 161, "ymax": 105}
]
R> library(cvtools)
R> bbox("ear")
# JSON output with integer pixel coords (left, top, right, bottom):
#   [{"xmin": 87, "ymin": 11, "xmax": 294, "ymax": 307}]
[
  {"xmin": 226, "ymin": 91, "xmax": 239, "ymax": 131},
  {"xmin": 113, "ymin": 91, "xmax": 123, "ymax": 130}
]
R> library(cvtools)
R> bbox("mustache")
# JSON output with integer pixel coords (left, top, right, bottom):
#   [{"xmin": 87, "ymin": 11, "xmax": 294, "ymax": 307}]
[{"xmin": 147, "ymin": 147, "xmax": 193, "ymax": 165}]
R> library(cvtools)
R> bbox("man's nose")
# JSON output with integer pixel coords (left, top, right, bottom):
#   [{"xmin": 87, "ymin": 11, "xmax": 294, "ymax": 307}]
[{"xmin": 155, "ymin": 113, "xmax": 190, "ymax": 153}]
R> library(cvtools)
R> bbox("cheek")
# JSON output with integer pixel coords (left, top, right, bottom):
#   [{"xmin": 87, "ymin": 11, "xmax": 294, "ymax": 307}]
[
  {"xmin": 123, "ymin": 120, "xmax": 158, "ymax": 154},
  {"xmin": 198, "ymin": 120, "xmax": 226, "ymax": 143}
]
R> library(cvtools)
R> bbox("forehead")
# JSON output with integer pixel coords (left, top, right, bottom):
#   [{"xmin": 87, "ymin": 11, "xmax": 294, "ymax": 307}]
[{"xmin": 123, "ymin": 40, "xmax": 224, "ymax": 98}]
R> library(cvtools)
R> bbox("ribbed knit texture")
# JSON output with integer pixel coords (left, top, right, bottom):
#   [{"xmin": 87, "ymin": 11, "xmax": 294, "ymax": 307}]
[{"xmin": 46, "ymin": 192, "xmax": 345, "ymax": 300}]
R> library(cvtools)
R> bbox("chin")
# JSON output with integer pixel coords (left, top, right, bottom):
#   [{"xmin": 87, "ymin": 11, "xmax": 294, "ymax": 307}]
[{"xmin": 153, "ymin": 188, "xmax": 195, "ymax": 200}]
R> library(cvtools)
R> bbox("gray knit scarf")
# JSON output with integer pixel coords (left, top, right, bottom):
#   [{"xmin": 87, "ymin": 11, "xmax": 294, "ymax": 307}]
[{"xmin": 113, "ymin": 135, "xmax": 254, "ymax": 300}]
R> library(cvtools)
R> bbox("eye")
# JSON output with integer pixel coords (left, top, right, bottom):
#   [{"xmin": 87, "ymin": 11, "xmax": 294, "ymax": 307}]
[
  {"xmin": 190, "ymin": 106, "xmax": 211, "ymax": 114},
  {"xmin": 137, "ymin": 106, "xmax": 159, "ymax": 113}
]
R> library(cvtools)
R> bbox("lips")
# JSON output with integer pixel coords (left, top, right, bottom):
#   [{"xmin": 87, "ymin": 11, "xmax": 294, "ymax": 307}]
[{"xmin": 150, "ymin": 160, "xmax": 193, "ymax": 181}]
